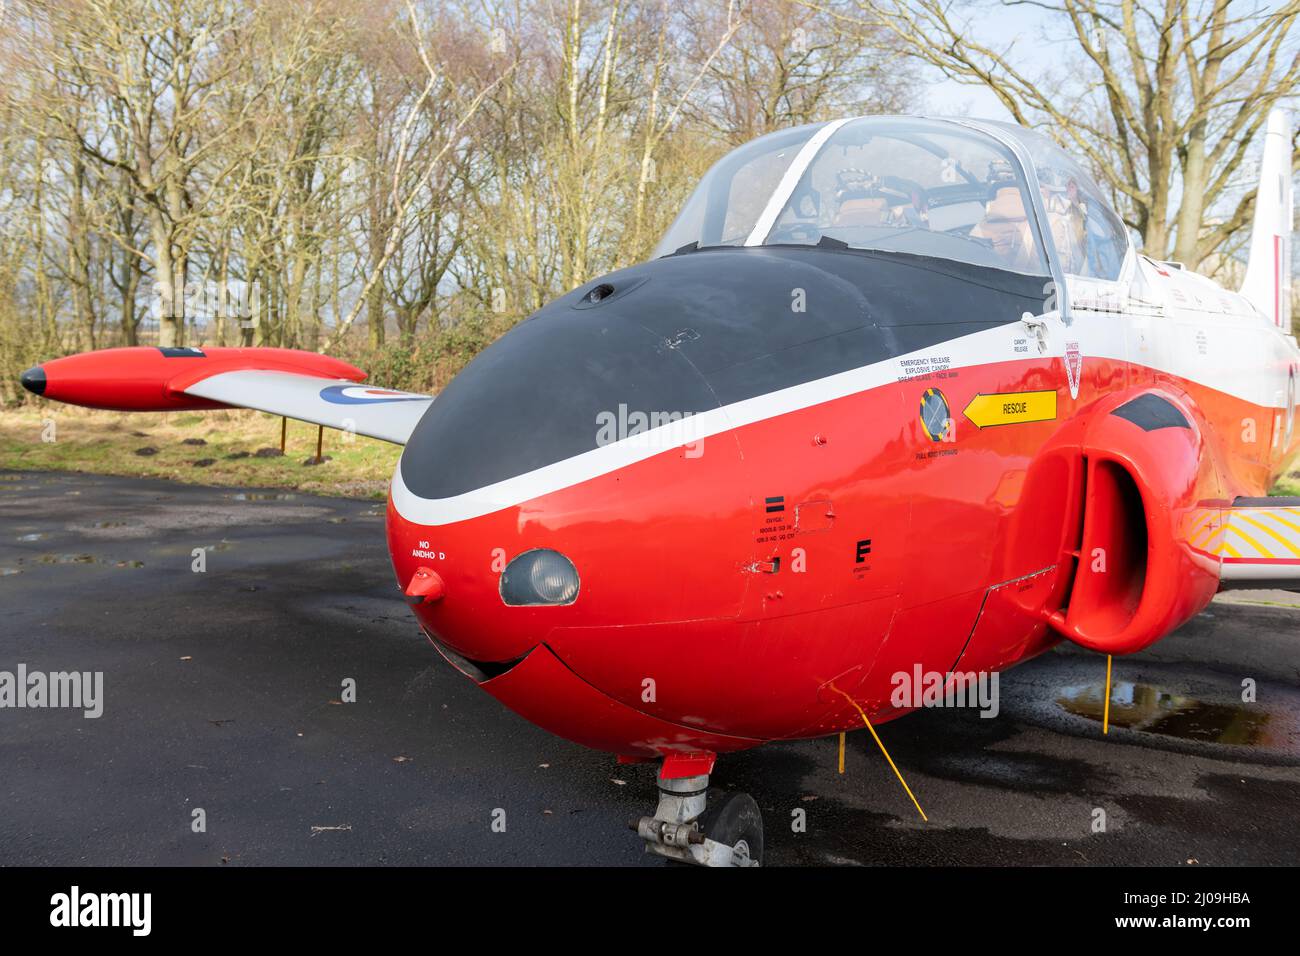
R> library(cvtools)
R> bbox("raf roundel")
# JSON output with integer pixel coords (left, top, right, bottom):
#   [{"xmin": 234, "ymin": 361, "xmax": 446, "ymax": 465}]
[{"xmin": 318, "ymin": 385, "xmax": 430, "ymax": 405}]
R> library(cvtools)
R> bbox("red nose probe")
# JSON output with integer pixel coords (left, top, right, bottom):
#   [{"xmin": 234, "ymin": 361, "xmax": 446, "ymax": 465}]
[{"xmin": 404, "ymin": 567, "xmax": 445, "ymax": 606}]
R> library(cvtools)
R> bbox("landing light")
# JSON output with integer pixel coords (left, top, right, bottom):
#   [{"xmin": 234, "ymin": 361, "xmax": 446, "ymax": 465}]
[{"xmin": 500, "ymin": 549, "xmax": 579, "ymax": 606}]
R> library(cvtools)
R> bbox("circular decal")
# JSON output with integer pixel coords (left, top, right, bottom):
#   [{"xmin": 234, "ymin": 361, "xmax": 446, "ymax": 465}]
[
  {"xmin": 319, "ymin": 385, "xmax": 428, "ymax": 405},
  {"xmin": 919, "ymin": 387, "xmax": 953, "ymax": 443}
]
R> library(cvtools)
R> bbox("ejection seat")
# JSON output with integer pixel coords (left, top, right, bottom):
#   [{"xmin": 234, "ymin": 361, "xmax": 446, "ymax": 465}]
[
  {"xmin": 970, "ymin": 186, "xmax": 1038, "ymax": 272},
  {"xmin": 833, "ymin": 196, "xmax": 890, "ymax": 227}
]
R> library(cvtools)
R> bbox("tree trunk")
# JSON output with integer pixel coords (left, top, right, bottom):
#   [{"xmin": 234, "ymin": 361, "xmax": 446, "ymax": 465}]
[
  {"xmin": 149, "ymin": 209, "xmax": 181, "ymax": 347},
  {"xmin": 1173, "ymin": 122, "xmax": 1210, "ymax": 269},
  {"xmin": 120, "ymin": 256, "xmax": 140, "ymax": 346}
]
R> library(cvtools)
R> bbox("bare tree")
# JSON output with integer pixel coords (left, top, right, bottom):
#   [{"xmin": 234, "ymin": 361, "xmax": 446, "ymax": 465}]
[
  {"xmin": 688, "ymin": 0, "xmax": 913, "ymax": 145},
  {"xmin": 323, "ymin": 0, "xmax": 514, "ymax": 351},
  {"xmin": 852, "ymin": 0, "xmax": 1300, "ymax": 271},
  {"xmin": 0, "ymin": 0, "xmax": 956, "ymax": 398}
]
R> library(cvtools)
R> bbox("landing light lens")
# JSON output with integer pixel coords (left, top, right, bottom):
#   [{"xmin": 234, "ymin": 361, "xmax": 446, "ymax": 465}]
[{"xmin": 500, "ymin": 549, "xmax": 579, "ymax": 606}]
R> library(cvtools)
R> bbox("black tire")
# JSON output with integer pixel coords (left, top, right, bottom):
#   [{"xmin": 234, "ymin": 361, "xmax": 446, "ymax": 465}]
[{"xmin": 698, "ymin": 791, "xmax": 764, "ymax": 866}]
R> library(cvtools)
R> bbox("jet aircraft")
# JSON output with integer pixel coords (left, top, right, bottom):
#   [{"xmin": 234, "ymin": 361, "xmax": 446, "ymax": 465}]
[{"xmin": 19, "ymin": 112, "xmax": 1300, "ymax": 866}]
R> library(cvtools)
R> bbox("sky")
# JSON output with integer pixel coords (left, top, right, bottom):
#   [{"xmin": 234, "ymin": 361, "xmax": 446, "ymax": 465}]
[
  {"xmin": 918, "ymin": 2, "xmax": 1057, "ymax": 120},
  {"xmin": 918, "ymin": 2, "xmax": 1299, "ymax": 119}
]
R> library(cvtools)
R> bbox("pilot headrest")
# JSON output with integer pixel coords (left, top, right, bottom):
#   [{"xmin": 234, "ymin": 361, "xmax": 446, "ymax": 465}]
[
  {"xmin": 984, "ymin": 186, "xmax": 1026, "ymax": 221},
  {"xmin": 835, "ymin": 196, "xmax": 888, "ymax": 226}
]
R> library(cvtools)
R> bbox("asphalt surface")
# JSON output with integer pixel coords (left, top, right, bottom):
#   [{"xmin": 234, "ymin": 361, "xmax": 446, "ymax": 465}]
[{"xmin": 1, "ymin": 469, "xmax": 1298, "ymax": 867}]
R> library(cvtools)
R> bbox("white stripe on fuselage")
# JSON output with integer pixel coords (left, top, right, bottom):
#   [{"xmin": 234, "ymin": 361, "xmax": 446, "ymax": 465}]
[
  {"xmin": 391, "ymin": 306, "xmax": 1293, "ymax": 528},
  {"xmin": 392, "ymin": 321, "xmax": 1026, "ymax": 526}
]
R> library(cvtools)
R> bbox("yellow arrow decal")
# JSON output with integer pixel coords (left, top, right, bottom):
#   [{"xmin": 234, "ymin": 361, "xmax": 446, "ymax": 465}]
[{"xmin": 963, "ymin": 390, "xmax": 1058, "ymax": 429}]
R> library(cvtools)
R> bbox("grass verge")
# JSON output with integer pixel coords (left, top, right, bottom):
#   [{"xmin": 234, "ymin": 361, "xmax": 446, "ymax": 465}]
[{"xmin": 0, "ymin": 405, "xmax": 400, "ymax": 498}]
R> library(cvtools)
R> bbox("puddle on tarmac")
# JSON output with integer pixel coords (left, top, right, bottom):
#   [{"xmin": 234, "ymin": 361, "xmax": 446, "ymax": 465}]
[
  {"xmin": 1058, "ymin": 681, "xmax": 1274, "ymax": 747},
  {"xmin": 229, "ymin": 492, "xmax": 297, "ymax": 501},
  {"xmin": 17, "ymin": 533, "xmax": 46, "ymax": 542},
  {"xmin": 153, "ymin": 539, "xmax": 235, "ymax": 558},
  {"xmin": 0, "ymin": 568, "xmax": 21, "ymax": 576},
  {"xmin": 116, "ymin": 560, "xmax": 145, "ymax": 568}
]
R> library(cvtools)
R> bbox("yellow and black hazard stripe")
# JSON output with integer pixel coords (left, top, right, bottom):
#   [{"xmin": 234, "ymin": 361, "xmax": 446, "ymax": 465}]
[{"xmin": 918, "ymin": 387, "xmax": 952, "ymax": 442}]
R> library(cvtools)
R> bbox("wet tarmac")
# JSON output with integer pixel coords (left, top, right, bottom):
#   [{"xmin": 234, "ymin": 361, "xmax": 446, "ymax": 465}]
[{"xmin": 1, "ymin": 469, "xmax": 1298, "ymax": 866}]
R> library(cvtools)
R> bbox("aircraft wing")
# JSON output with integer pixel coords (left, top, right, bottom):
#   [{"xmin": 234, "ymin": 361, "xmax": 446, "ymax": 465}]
[
  {"xmin": 20, "ymin": 346, "xmax": 433, "ymax": 446},
  {"xmin": 182, "ymin": 370, "xmax": 431, "ymax": 445}
]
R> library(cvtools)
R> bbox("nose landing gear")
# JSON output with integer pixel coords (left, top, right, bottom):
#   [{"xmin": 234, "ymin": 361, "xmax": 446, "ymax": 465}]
[{"xmin": 631, "ymin": 758, "xmax": 764, "ymax": 867}]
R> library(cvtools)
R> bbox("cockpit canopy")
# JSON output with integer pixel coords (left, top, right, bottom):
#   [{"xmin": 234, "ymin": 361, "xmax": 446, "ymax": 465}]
[{"xmin": 654, "ymin": 116, "xmax": 1129, "ymax": 281}]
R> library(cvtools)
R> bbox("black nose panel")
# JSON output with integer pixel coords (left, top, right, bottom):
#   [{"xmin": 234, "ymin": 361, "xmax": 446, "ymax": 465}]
[
  {"xmin": 401, "ymin": 247, "xmax": 1046, "ymax": 501},
  {"xmin": 20, "ymin": 366, "xmax": 46, "ymax": 396},
  {"xmin": 400, "ymin": 309, "xmax": 719, "ymax": 501}
]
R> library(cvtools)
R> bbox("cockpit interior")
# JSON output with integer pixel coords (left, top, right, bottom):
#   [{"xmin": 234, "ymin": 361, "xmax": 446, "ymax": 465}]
[{"xmin": 654, "ymin": 116, "xmax": 1131, "ymax": 282}]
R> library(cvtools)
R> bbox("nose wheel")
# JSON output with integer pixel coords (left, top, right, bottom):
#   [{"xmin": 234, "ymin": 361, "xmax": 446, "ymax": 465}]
[
  {"xmin": 631, "ymin": 762, "xmax": 764, "ymax": 867},
  {"xmin": 697, "ymin": 789, "xmax": 764, "ymax": 865}
]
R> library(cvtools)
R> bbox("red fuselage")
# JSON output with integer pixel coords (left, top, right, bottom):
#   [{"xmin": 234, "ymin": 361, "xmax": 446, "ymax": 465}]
[{"xmin": 384, "ymin": 246, "xmax": 1300, "ymax": 761}]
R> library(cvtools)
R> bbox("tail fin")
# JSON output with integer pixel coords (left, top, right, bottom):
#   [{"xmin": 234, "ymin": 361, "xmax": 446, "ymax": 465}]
[{"xmin": 1241, "ymin": 107, "xmax": 1293, "ymax": 332}]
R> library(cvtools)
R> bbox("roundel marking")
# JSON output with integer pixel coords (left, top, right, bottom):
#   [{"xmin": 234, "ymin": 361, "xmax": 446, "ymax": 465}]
[{"xmin": 319, "ymin": 385, "xmax": 428, "ymax": 405}]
